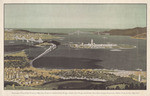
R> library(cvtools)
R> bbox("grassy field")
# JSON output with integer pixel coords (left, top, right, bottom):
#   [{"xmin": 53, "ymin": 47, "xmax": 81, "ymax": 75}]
[{"xmin": 5, "ymin": 80, "xmax": 103, "ymax": 90}]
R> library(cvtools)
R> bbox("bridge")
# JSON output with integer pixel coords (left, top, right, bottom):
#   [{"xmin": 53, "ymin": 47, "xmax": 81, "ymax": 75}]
[
  {"xmin": 30, "ymin": 43, "xmax": 57, "ymax": 67},
  {"xmin": 14, "ymin": 35, "xmax": 43, "ymax": 43},
  {"xmin": 68, "ymin": 30, "xmax": 86, "ymax": 35}
]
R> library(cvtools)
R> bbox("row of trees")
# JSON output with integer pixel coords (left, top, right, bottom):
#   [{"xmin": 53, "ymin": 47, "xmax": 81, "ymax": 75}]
[
  {"xmin": 52, "ymin": 70, "xmax": 118, "ymax": 81},
  {"xmin": 4, "ymin": 56, "xmax": 25, "ymax": 60},
  {"xmin": 57, "ymin": 82, "xmax": 146, "ymax": 90},
  {"xmin": 124, "ymin": 83, "xmax": 146, "ymax": 90},
  {"xmin": 107, "ymin": 82, "xmax": 146, "ymax": 90},
  {"xmin": 4, "ymin": 56, "xmax": 30, "ymax": 68}
]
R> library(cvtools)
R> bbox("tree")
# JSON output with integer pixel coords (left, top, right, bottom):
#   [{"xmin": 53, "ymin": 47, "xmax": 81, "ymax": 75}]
[
  {"xmin": 58, "ymin": 86, "xmax": 63, "ymax": 89},
  {"xmin": 12, "ymin": 84, "xmax": 15, "ymax": 89},
  {"xmin": 129, "ymin": 83, "xmax": 134, "ymax": 89},
  {"xmin": 116, "ymin": 86, "xmax": 120, "ymax": 90},
  {"xmin": 129, "ymin": 74, "xmax": 135, "ymax": 79},
  {"xmin": 144, "ymin": 85, "xmax": 146, "ymax": 89},
  {"xmin": 125, "ymin": 85, "xmax": 129, "ymax": 89},
  {"xmin": 97, "ymin": 84, "xmax": 106, "ymax": 90},
  {"xmin": 135, "ymin": 84, "xmax": 139, "ymax": 89},
  {"xmin": 140, "ymin": 83, "xmax": 145, "ymax": 89}
]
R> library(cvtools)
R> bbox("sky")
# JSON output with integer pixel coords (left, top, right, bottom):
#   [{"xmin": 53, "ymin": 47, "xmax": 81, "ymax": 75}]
[{"xmin": 5, "ymin": 4, "xmax": 146, "ymax": 29}]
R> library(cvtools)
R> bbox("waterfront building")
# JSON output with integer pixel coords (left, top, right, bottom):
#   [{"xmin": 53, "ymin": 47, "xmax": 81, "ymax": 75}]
[
  {"xmin": 70, "ymin": 39, "xmax": 117, "ymax": 49},
  {"xmin": 16, "ymin": 72, "xmax": 19, "ymax": 78},
  {"xmin": 29, "ymin": 37, "xmax": 36, "ymax": 42},
  {"xmin": 14, "ymin": 35, "xmax": 20, "ymax": 40},
  {"xmin": 36, "ymin": 38, "xmax": 43, "ymax": 43},
  {"xmin": 21, "ymin": 36, "xmax": 26, "ymax": 41},
  {"xmin": 91, "ymin": 39, "xmax": 94, "ymax": 45}
]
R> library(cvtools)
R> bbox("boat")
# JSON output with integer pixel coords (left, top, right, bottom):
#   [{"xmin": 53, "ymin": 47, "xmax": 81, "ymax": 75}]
[{"xmin": 110, "ymin": 49, "xmax": 122, "ymax": 51}]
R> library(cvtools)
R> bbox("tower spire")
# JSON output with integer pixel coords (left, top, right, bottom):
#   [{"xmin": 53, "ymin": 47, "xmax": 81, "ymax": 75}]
[{"xmin": 91, "ymin": 39, "xmax": 93, "ymax": 45}]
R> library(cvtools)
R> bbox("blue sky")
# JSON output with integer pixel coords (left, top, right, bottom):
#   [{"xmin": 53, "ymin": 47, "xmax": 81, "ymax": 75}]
[{"xmin": 5, "ymin": 4, "xmax": 146, "ymax": 29}]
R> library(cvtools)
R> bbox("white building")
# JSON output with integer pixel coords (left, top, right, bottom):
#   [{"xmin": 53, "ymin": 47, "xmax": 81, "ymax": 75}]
[
  {"xmin": 29, "ymin": 37, "xmax": 36, "ymax": 42},
  {"xmin": 36, "ymin": 38, "xmax": 43, "ymax": 43}
]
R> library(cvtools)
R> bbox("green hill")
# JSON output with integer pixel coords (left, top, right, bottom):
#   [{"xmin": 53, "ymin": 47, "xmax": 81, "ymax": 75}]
[{"xmin": 102, "ymin": 27, "xmax": 146, "ymax": 39}]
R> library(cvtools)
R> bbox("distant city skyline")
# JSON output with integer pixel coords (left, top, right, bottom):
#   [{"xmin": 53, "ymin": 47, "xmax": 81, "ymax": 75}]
[{"xmin": 5, "ymin": 4, "xmax": 146, "ymax": 29}]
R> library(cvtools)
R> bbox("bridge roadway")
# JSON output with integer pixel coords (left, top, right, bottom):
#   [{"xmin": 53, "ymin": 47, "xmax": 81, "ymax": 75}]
[{"xmin": 30, "ymin": 43, "xmax": 57, "ymax": 67}]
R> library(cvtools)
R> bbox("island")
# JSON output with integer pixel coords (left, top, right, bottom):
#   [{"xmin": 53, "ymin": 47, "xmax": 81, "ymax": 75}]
[{"xmin": 69, "ymin": 39, "xmax": 136, "ymax": 50}]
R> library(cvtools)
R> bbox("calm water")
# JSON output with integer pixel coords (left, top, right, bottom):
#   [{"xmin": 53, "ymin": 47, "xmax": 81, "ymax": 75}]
[{"xmin": 5, "ymin": 28, "xmax": 147, "ymax": 71}]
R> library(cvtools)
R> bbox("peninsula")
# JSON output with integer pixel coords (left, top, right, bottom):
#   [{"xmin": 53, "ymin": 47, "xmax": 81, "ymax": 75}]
[{"xmin": 97, "ymin": 27, "xmax": 146, "ymax": 39}]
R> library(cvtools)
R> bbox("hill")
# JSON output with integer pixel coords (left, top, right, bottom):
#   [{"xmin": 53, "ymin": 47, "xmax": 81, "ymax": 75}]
[
  {"xmin": 102, "ymin": 27, "xmax": 146, "ymax": 39},
  {"xmin": 4, "ymin": 29, "xmax": 59, "ymax": 40}
]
